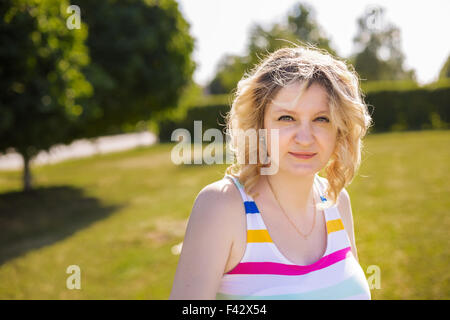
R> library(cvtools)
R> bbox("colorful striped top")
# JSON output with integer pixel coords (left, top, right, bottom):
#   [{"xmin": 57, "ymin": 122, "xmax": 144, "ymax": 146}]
[{"xmin": 216, "ymin": 174, "xmax": 371, "ymax": 300}]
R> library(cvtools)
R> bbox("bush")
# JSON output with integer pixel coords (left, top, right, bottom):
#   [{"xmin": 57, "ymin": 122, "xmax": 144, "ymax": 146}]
[
  {"xmin": 366, "ymin": 85, "xmax": 449, "ymax": 132},
  {"xmin": 158, "ymin": 81, "xmax": 450, "ymax": 141},
  {"xmin": 361, "ymin": 80, "xmax": 420, "ymax": 93},
  {"xmin": 158, "ymin": 103, "xmax": 230, "ymax": 142}
]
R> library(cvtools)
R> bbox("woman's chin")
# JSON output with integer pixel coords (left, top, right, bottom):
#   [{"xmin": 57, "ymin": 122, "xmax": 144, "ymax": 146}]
[{"xmin": 280, "ymin": 163, "xmax": 319, "ymax": 177}]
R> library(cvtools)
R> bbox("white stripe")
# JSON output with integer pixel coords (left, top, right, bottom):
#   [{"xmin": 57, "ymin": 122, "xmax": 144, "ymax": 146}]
[
  {"xmin": 246, "ymin": 214, "xmax": 265, "ymax": 230},
  {"xmin": 326, "ymin": 230, "xmax": 352, "ymax": 254},
  {"xmin": 325, "ymin": 206, "xmax": 343, "ymax": 220},
  {"xmin": 226, "ymin": 174, "xmax": 249, "ymax": 202},
  {"xmin": 241, "ymin": 243, "xmax": 286, "ymax": 263}
]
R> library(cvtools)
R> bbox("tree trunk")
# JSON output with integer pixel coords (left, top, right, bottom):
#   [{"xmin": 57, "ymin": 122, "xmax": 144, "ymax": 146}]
[{"xmin": 22, "ymin": 153, "xmax": 32, "ymax": 192}]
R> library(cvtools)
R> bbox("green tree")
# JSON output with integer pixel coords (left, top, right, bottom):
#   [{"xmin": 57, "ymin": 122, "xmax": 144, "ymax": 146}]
[
  {"xmin": 207, "ymin": 2, "xmax": 337, "ymax": 94},
  {"xmin": 286, "ymin": 3, "xmax": 336, "ymax": 56},
  {"xmin": 207, "ymin": 54, "xmax": 249, "ymax": 95},
  {"xmin": 351, "ymin": 5, "xmax": 416, "ymax": 81},
  {"xmin": 246, "ymin": 23, "xmax": 302, "ymax": 69},
  {"xmin": 438, "ymin": 54, "xmax": 450, "ymax": 80},
  {"xmin": 0, "ymin": 0, "xmax": 92, "ymax": 191},
  {"xmin": 75, "ymin": 0, "xmax": 195, "ymax": 136},
  {"xmin": 206, "ymin": 23, "xmax": 297, "ymax": 95}
]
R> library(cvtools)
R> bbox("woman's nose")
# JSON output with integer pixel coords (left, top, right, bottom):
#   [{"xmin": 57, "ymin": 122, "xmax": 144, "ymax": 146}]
[{"xmin": 293, "ymin": 123, "xmax": 314, "ymax": 146}]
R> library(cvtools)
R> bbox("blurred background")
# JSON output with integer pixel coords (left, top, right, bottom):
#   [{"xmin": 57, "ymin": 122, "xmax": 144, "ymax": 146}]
[{"xmin": 0, "ymin": 0, "xmax": 448, "ymax": 299}]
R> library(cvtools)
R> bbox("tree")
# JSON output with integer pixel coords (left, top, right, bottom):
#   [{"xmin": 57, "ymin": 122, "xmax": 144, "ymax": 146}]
[
  {"xmin": 206, "ymin": 23, "xmax": 296, "ymax": 95},
  {"xmin": 246, "ymin": 23, "xmax": 302, "ymax": 69},
  {"xmin": 74, "ymin": 0, "xmax": 196, "ymax": 137},
  {"xmin": 438, "ymin": 54, "xmax": 450, "ymax": 80},
  {"xmin": 351, "ymin": 5, "xmax": 416, "ymax": 81},
  {"xmin": 0, "ymin": 0, "xmax": 92, "ymax": 191},
  {"xmin": 207, "ymin": 2, "xmax": 337, "ymax": 94},
  {"xmin": 206, "ymin": 54, "xmax": 249, "ymax": 95},
  {"xmin": 0, "ymin": 0, "xmax": 195, "ymax": 192},
  {"xmin": 286, "ymin": 3, "xmax": 336, "ymax": 56}
]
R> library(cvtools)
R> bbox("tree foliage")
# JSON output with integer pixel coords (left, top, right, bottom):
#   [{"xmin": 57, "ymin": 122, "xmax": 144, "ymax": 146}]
[
  {"xmin": 351, "ymin": 5, "xmax": 415, "ymax": 81},
  {"xmin": 0, "ymin": 0, "xmax": 92, "ymax": 190},
  {"xmin": 438, "ymin": 54, "xmax": 450, "ymax": 80},
  {"xmin": 286, "ymin": 3, "xmax": 336, "ymax": 56},
  {"xmin": 0, "ymin": 0, "xmax": 195, "ymax": 191},
  {"xmin": 207, "ymin": 2, "xmax": 337, "ymax": 94},
  {"xmin": 75, "ymin": 0, "xmax": 196, "ymax": 136}
]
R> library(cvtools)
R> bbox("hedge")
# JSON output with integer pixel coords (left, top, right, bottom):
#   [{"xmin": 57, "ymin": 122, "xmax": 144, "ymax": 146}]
[
  {"xmin": 158, "ymin": 84, "xmax": 450, "ymax": 142},
  {"xmin": 158, "ymin": 104, "xmax": 230, "ymax": 142},
  {"xmin": 365, "ymin": 86, "xmax": 449, "ymax": 132}
]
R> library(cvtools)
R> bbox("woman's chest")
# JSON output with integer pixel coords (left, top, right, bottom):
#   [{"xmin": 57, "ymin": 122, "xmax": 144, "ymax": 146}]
[
  {"xmin": 266, "ymin": 208, "xmax": 328, "ymax": 259},
  {"xmin": 225, "ymin": 208, "xmax": 329, "ymax": 273}
]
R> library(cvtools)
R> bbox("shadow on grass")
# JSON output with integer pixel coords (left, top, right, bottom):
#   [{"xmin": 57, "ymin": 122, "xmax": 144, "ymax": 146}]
[{"xmin": 0, "ymin": 186, "xmax": 122, "ymax": 266}]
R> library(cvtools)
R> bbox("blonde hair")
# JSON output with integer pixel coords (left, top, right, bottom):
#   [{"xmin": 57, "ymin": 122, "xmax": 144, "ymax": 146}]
[{"xmin": 224, "ymin": 44, "xmax": 372, "ymax": 206}]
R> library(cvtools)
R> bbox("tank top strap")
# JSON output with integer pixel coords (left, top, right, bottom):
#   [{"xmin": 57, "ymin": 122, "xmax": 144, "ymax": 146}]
[
  {"xmin": 225, "ymin": 174, "xmax": 259, "ymax": 214},
  {"xmin": 314, "ymin": 174, "xmax": 353, "ymax": 250},
  {"xmin": 313, "ymin": 174, "xmax": 329, "ymax": 203},
  {"xmin": 225, "ymin": 174, "xmax": 248, "ymax": 201}
]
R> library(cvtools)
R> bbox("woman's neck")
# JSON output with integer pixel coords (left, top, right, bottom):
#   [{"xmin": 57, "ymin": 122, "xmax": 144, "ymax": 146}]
[{"xmin": 263, "ymin": 171, "xmax": 316, "ymax": 217}]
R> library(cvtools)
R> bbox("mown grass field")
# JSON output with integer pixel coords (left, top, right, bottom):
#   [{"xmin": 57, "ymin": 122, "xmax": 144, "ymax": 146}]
[{"xmin": 0, "ymin": 130, "xmax": 448, "ymax": 299}]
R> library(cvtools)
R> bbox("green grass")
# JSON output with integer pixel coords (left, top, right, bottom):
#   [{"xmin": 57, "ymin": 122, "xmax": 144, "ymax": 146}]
[{"xmin": 0, "ymin": 130, "xmax": 449, "ymax": 299}]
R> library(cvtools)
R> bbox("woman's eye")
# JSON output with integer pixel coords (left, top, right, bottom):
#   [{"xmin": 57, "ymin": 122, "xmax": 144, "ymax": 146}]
[
  {"xmin": 277, "ymin": 115, "xmax": 330, "ymax": 122},
  {"xmin": 278, "ymin": 115, "xmax": 294, "ymax": 121},
  {"xmin": 315, "ymin": 117, "xmax": 330, "ymax": 123}
]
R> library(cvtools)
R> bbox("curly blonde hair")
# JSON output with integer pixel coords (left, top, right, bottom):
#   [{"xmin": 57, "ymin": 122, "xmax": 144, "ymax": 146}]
[{"xmin": 224, "ymin": 44, "xmax": 372, "ymax": 206}]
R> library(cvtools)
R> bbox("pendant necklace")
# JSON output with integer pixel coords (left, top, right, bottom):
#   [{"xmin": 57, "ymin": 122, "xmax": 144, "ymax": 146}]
[{"xmin": 266, "ymin": 177, "xmax": 317, "ymax": 240}]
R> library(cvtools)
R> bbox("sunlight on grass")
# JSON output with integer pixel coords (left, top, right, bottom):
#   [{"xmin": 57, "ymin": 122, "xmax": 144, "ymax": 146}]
[{"xmin": 0, "ymin": 130, "xmax": 448, "ymax": 299}]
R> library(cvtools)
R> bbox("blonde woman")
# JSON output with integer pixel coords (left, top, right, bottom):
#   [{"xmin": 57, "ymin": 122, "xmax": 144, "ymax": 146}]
[{"xmin": 170, "ymin": 45, "xmax": 373, "ymax": 300}]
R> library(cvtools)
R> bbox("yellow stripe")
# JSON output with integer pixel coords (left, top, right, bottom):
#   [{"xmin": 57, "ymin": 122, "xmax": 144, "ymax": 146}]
[
  {"xmin": 327, "ymin": 218, "xmax": 345, "ymax": 234},
  {"xmin": 247, "ymin": 229, "xmax": 272, "ymax": 243}
]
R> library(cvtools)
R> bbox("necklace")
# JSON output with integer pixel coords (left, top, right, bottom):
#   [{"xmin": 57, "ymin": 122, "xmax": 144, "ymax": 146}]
[{"xmin": 266, "ymin": 177, "xmax": 317, "ymax": 240}]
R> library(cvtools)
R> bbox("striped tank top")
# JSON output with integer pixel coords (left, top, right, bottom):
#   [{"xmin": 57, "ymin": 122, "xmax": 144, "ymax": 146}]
[{"xmin": 216, "ymin": 174, "xmax": 371, "ymax": 300}]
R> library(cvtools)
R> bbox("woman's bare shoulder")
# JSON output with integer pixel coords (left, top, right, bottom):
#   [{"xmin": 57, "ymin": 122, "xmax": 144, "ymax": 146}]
[
  {"xmin": 191, "ymin": 177, "xmax": 245, "ymax": 227},
  {"xmin": 170, "ymin": 176, "xmax": 244, "ymax": 299},
  {"xmin": 192, "ymin": 176, "xmax": 244, "ymax": 221}
]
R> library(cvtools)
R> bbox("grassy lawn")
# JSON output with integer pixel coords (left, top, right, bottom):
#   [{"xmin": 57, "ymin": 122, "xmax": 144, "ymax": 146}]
[{"xmin": 0, "ymin": 130, "xmax": 448, "ymax": 299}]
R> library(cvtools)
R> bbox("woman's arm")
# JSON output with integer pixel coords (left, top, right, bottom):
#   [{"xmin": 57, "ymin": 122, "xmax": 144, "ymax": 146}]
[{"xmin": 169, "ymin": 181, "xmax": 240, "ymax": 299}]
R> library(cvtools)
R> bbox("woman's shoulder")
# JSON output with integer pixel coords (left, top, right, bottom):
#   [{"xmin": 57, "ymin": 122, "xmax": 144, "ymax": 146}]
[
  {"xmin": 190, "ymin": 175, "xmax": 244, "ymax": 224},
  {"xmin": 171, "ymin": 176, "xmax": 246, "ymax": 299},
  {"xmin": 196, "ymin": 175, "xmax": 242, "ymax": 202}
]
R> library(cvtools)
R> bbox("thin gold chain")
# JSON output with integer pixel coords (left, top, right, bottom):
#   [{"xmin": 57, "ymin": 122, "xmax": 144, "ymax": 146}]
[{"xmin": 266, "ymin": 177, "xmax": 317, "ymax": 239}]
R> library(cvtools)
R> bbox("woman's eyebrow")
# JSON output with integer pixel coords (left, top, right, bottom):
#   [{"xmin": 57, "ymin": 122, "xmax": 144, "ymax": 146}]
[{"xmin": 272, "ymin": 107, "xmax": 330, "ymax": 115}]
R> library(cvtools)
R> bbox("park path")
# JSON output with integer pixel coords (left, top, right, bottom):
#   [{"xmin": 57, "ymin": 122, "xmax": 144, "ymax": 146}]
[{"xmin": 0, "ymin": 131, "xmax": 158, "ymax": 171}]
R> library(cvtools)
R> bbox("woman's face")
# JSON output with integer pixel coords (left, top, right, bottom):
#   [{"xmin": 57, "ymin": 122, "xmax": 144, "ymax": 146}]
[{"xmin": 263, "ymin": 81, "xmax": 337, "ymax": 177}]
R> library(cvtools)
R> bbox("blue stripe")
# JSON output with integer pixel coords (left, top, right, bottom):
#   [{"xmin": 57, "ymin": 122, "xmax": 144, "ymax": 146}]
[{"xmin": 244, "ymin": 201, "xmax": 259, "ymax": 214}]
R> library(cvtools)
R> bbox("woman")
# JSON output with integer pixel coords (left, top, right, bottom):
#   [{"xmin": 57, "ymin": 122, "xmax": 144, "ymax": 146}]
[{"xmin": 170, "ymin": 45, "xmax": 373, "ymax": 300}]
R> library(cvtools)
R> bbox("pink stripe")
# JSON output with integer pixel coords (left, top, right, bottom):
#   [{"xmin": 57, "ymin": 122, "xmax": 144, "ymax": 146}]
[{"xmin": 227, "ymin": 247, "xmax": 352, "ymax": 275}]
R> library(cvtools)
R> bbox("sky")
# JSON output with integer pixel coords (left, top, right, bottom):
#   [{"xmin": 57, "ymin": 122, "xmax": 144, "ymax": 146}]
[{"xmin": 176, "ymin": 0, "xmax": 450, "ymax": 86}]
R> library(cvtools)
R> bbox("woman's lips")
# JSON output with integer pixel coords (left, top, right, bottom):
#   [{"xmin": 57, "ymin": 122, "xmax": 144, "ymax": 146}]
[{"xmin": 289, "ymin": 152, "xmax": 317, "ymax": 159}]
